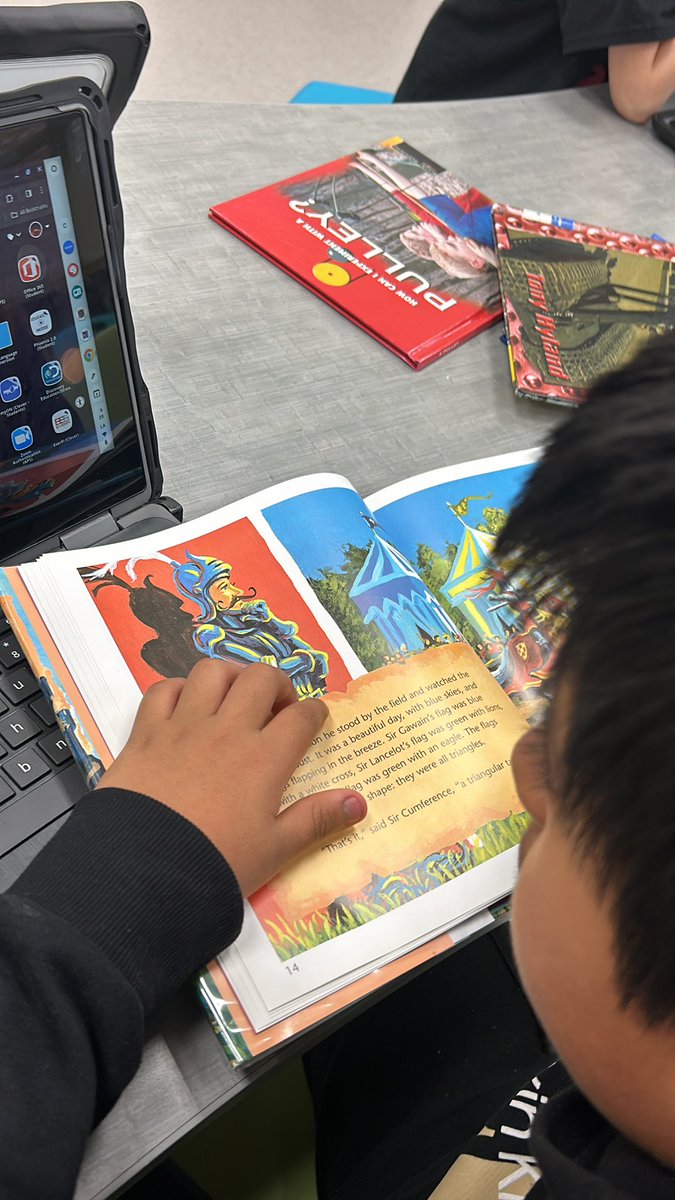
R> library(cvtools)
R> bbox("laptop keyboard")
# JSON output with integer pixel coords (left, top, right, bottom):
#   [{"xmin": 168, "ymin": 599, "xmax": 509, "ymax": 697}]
[{"xmin": 0, "ymin": 613, "xmax": 82, "ymax": 857}]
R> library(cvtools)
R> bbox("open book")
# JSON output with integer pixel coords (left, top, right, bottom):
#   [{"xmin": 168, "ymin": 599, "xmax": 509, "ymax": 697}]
[{"xmin": 0, "ymin": 448, "xmax": 555, "ymax": 1063}]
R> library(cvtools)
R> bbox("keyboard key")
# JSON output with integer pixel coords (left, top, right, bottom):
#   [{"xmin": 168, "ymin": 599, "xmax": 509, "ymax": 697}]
[
  {"xmin": 30, "ymin": 695, "xmax": 57, "ymax": 728},
  {"xmin": 0, "ymin": 709, "xmax": 40, "ymax": 749},
  {"xmin": 0, "ymin": 633, "xmax": 25, "ymax": 670},
  {"xmin": 0, "ymin": 614, "xmax": 10, "ymax": 634},
  {"xmin": 0, "ymin": 773, "xmax": 15, "ymax": 805},
  {"xmin": 38, "ymin": 730, "xmax": 72, "ymax": 766},
  {"xmin": 0, "ymin": 668, "xmax": 40, "ymax": 706},
  {"xmin": 3, "ymin": 748, "xmax": 50, "ymax": 790}
]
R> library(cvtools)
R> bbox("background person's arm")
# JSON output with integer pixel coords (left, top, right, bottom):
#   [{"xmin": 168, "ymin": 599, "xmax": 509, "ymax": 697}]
[{"xmin": 609, "ymin": 39, "xmax": 675, "ymax": 122}]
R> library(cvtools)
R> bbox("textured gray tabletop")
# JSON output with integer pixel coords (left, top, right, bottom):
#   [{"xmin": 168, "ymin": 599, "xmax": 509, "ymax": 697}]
[{"xmin": 75, "ymin": 89, "xmax": 675, "ymax": 1198}]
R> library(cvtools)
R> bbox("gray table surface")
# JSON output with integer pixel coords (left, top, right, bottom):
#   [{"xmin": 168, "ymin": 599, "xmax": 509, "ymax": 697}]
[{"xmin": 61, "ymin": 87, "xmax": 673, "ymax": 1197}]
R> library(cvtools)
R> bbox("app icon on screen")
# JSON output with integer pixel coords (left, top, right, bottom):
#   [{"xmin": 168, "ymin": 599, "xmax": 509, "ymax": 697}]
[
  {"xmin": 74, "ymin": 395, "xmax": 86, "ymax": 409},
  {"xmin": 80, "ymin": 328, "xmax": 90, "ymax": 341},
  {"xmin": 11, "ymin": 425, "xmax": 33, "ymax": 452},
  {"xmin": 83, "ymin": 348, "xmax": 95, "ymax": 362},
  {"xmin": 92, "ymin": 388, "xmax": 101, "ymax": 399},
  {"xmin": 62, "ymin": 239, "xmax": 74, "ymax": 254},
  {"xmin": 67, "ymin": 263, "xmax": 79, "ymax": 278},
  {"xmin": 0, "ymin": 321, "xmax": 12, "ymax": 351},
  {"xmin": 41, "ymin": 360, "xmax": 62, "ymax": 387},
  {"xmin": 71, "ymin": 285, "xmax": 83, "ymax": 299},
  {"xmin": 30, "ymin": 309, "xmax": 52, "ymax": 336},
  {"xmin": 0, "ymin": 376, "xmax": 21, "ymax": 404},
  {"xmin": 75, "ymin": 307, "xmax": 86, "ymax": 321},
  {"xmin": 18, "ymin": 254, "xmax": 41, "ymax": 283},
  {"xmin": 51, "ymin": 408, "xmax": 73, "ymax": 434},
  {"xmin": 28, "ymin": 221, "xmax": 43, "ymax": 239}
]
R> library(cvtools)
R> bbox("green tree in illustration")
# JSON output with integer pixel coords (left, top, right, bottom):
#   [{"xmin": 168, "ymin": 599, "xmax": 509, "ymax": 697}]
[
  {"xmin": 338, "ymin": 542, "xmax": 371, "ymax": 589},
  {"xmin": 308, "ymin": 542, "xmax": 390, "ymax": 673},
  {"xmin": 477, "ymin": 506, "xmax": 509, "ymax": 537},
  {"xmin": 416, "ymin": 542, "xmax": 457, "ymax": 596},
  {"xmin": 415, "ymin": 542, "xmax": 481, "ymax": 652}
]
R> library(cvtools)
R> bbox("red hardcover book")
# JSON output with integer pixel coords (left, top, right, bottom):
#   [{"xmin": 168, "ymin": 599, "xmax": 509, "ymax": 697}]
[
  {"xmin": 210, "ymin": 138, "xmax": 501, "ymax": 369},
  {"xmin": 493, "ymin": 203, "xmax": 675, "ymax": 405}
]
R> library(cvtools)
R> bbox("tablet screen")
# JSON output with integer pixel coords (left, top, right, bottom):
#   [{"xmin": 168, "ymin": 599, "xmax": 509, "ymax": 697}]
[{"xmin": 0, "ymin": 108, "xmax": 149, "ymax": 560}]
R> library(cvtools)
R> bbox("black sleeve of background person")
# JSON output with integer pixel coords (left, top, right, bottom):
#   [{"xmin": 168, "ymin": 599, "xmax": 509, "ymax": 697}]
[
  {"xmin": 394, "ymin": 0, "xmax": 605, "ymax": 103},
  {"xmin": 0, "ymin": 789, "xmax": 243, "ymax": 1200},
  {"xmin": 557, "ymin": 0, "xmax": 675, "ymax": 51}
]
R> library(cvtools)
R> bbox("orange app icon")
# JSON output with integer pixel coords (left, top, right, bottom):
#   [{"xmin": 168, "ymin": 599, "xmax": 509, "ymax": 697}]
[{"xmin": 18, "ymin": 254, "xmax": 41, "ymax": 283}]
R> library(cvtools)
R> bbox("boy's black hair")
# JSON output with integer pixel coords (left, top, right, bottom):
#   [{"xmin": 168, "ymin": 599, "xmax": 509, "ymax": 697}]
[{"xmin": 496, "ymin": 331, "xmax": 675, "ymax": 1027}]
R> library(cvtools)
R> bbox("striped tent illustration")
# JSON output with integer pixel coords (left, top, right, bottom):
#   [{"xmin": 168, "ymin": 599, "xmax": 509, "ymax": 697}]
[
  {"xmin": 440, "ymin": 507, "xmax": 515, "ymax": 640},
  {"xmin": 350, "ymin": 515, "xmax": 459, "ymax": 654}
]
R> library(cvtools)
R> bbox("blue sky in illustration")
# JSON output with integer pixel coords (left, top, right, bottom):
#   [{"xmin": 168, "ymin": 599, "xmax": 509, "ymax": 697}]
[
  {"xmin": 263, "ymin": 486, "xmax": 379, "ymax": 580},
  {"xmin": 262, "ymin": 462, "xmax": 535, "ymax": 580},
  {"xmin": 371, "ymin": 462, "xmax": 535, "ymax": 562}
]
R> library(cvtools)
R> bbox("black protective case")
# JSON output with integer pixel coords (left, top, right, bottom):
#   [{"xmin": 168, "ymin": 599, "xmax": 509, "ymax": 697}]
[
  {"xmin": 0, "ymin": 74, "xmax": 165, "ymax": 515},
  {"xmin": 0, "ymin": 3, "xmax": 149, "ymax": 127}
]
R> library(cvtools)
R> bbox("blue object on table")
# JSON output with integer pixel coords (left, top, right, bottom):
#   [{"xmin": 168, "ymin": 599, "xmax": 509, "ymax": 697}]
[{"xmin": 290, "ymin": 82, "xmax": 394, "ymax": 104}]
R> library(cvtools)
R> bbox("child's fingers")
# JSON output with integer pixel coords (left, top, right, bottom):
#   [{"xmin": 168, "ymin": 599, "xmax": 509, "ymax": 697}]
[
  {"xmin": 174, "ymin": 658, "xmax": 242, "ymax": 721},
  {"xmin": 132, "ymin": 677, "xmax": 185, "ymax": 729},
  {"xmin": 264, "ymin": 694, "xmax": 329, "ymax": 776},
  {"xmin": 221, "ymin": 662, "xmax": 298, "ymax": 729},
  {"xmin": 275, "ymin": 788, "xmax": 367, "ymax": 866}
]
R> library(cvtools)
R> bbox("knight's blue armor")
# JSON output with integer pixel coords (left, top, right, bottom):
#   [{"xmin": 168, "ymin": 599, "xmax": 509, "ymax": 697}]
[{"xmin": 172, "ymin": 553, "xmax": 329, "ymax": 699}]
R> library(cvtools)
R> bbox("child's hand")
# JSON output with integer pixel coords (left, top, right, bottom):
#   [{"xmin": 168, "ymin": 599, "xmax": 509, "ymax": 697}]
[{"xmin": 98, "ymin": 659, "xmax": 367, "ymax": 896}]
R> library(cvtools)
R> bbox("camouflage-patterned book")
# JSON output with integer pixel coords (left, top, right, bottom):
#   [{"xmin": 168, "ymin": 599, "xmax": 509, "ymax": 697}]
[{"xmin": 493, "ymin": 204, "xmax": 675, "ymax": 406}]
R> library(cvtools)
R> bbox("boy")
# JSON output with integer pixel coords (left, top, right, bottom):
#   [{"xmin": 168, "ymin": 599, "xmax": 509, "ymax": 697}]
[
  {"xmin": 395, "ymin": 0, "xmax": 675, "ymax": 124},
  {"xmin": 306, "ymin": 332, "xmax": 675, "ymax": 1197},
  {"xmin": 1, "ymin": 336, "xmax": 675, "ymax": 1198}
]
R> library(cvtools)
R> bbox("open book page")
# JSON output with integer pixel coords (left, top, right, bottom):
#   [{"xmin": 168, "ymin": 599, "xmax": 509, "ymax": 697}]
[
  {"xmin": 197, "ymin": 454, "xmax": 542, "ymax": 1040},
  {"xmin": 365, "ymin": 449, "xmax": 559, "ymax": 721},
  {"xmin": 9, "ymin": 467, "xmax": 527, "ymax": 1022},
  {"xmin": 201, "ymin": 907, "xmax": 494, "ymax": 1064},
  {"xmin": 16, "ymin": 473, "xmax": 367, "ymax": 758},
  {"xmin": 222, "ymin": 641, "xmax": 525, "ymax": 1023}
]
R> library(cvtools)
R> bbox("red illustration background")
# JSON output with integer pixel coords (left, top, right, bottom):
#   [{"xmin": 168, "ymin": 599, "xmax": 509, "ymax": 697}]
[{"xmin": 83, "ymin": 516, "xmax": 353, "ymax": 695}]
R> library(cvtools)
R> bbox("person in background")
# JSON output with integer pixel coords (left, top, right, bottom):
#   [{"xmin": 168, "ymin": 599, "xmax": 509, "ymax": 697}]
[
  {"xmin": 395, "ymin": 0, "xmax": 675, "ymax": 124},
  {"xmin": 2, "ymin": 335, "xmax": 675, "ymax": 1199}
]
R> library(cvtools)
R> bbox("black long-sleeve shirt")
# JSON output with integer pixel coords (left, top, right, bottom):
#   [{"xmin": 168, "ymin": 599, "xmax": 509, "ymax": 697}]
[
  {"xmin": 1, "ymin": 788, "xmax": 243, "ymax": 1200},
  {"xmin": 2, "ymin": 787, "xmax": 673, "ymax": 1200}
]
